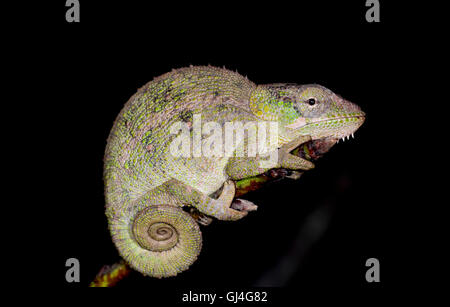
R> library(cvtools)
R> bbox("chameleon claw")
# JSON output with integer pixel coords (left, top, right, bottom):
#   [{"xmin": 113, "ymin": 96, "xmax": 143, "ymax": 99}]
[
  {"xmin": 285, "ymin": 170, "xmax": 303, "ymax": 180},
  {"xmin": 231, "ymin": 199, "xmax": 258, "ymax": 212},
  {"xmin": 197, "ymin": 215, "xmax": 213, "ymax": 226},
  {"xmin": 267, "ymin": 168, "xmax": 289, "ymax": 179},
  {"xmin": 189, "ymin": 207, "xmax": 214, "ymax": 226},
  {"xmin": 224, "ymin": 206, "xmax": 248, "ymax": 221}
]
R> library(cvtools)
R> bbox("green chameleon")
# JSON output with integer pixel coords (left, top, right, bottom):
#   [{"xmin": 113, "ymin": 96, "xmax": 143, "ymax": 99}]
[{"xmin": 103, "ymin": 66, "xmax": 365, "ymax": 278}]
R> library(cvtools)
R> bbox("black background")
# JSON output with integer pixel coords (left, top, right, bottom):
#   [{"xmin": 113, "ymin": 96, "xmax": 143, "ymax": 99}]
[{"xmin": 16, "ymin": 0, "xmax": 434, "ymax": 301}]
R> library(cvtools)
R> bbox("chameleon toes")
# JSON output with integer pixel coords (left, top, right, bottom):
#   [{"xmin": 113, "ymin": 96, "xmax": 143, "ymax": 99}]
[{"xmin": 231, "ymin": 199, "xmax": 258, "ymax": 212}]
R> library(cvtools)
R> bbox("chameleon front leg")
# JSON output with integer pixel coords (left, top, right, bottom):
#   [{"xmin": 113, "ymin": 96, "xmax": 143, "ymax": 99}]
[
  {"xmin": 165, "ymin": 179, "xmax": 249, "ymax": 221},
  {"xmin": 278, "ymin": 135, "xmax": 315, "ymax": 170},
  {"xmin": 225, "ymin": 135, "xmax": 315, "ymax": 180}
]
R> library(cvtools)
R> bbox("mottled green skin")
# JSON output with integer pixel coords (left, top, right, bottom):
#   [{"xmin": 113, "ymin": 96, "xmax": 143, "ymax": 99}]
[
  {"xmin": 105, "ymin": 67, "xmax": 254, "ymax": 212},
  {"xmin": 103, "ymin": 66, "xmax": 365, "ymax": 277}
]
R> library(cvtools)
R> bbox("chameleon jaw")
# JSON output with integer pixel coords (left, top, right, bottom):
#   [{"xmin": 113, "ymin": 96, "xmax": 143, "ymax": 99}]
[
  {"xmin": 285, "ymin": 115, "xmax": 364, "ymax": 130},
  {"xmin": 305, "ymin": 115, "xmax": 365, "ymax": 144}
]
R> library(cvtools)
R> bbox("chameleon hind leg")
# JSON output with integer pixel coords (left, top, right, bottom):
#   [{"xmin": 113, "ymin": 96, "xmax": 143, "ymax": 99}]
[
  {"xmin": 165, "ymin": 179, "xmax": 251, "ymax": 221},
  {"xmin": 187, "ymin": 182, "xmax": 258, "ymax": 225},
  {"xmin": 107, "ymin": 187, "xmax": 202, "ymax": 278}
]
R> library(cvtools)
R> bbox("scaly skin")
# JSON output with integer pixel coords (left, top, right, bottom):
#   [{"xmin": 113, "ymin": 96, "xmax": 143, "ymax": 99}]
[
  {"xmin": 90, "ymin": 141, "xmax": 332, "ymax": 287},
  {"xmin": 104, "ymin": 66, "xmax": 365, "ymax": 278}
]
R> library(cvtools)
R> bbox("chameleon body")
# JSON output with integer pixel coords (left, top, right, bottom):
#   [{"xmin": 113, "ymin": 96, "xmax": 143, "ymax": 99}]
[{"xmin": 104, "ymin": 66, "xmax": 365, "ymax": 278}]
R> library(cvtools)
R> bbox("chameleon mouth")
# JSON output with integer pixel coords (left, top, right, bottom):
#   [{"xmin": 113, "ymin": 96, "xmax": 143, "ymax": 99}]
[
  {"xmin": 311, "ymin": 115, "xmax": 365, "ymax": 142},
  {"xmin": 297, "ymin": 125, "xmax": 363, "ymax": 160}
]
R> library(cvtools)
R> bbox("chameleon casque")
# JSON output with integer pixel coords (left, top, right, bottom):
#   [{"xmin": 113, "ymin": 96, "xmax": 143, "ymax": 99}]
[{"xmin": 104, "ymin": 66, "xmax": 365, "ymax": 278}]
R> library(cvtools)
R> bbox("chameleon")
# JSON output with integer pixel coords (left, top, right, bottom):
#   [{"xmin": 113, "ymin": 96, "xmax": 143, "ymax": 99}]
[{"xmin": 103, "ymin": 66, "xmax": 365, "ymax": 278}]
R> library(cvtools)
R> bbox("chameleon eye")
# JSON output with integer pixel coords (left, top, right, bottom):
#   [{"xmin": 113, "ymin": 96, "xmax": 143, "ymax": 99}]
[{"xmin": 307, "ymin": 98, "xmax": 316, "ymax": 106}]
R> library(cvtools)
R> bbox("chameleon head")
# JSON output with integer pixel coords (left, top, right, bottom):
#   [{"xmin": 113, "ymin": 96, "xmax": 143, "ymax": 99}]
[{"xmin": 249, "ymin": 84, "xmax": 366, "ymax": 145}]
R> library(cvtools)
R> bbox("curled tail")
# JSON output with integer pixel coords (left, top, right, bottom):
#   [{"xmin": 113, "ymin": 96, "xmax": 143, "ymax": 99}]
[{"xmin": 108, "ymin": 204, "xmax": 202, "ymax": 278}]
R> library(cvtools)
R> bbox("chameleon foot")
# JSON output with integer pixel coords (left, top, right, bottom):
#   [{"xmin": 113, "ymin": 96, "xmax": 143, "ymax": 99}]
[
  {"xmin": 189, "ymin": 207, "xmax": 214, "ymax": 226},
  {"xmin": 198, "ymin": 214, "xmax": 213, "ymax": 226},
  {"xmin": 279, "ymin": 136, "xmax": 315, "ymax": 170},
  {"xmin": 216, "ymin": 180, "xmax": 249, "ymax": 221},
  {"xmin": 267, "ymin": 168, "xmax": 289, "ymax": 179},
  {"xmin": 164, "ymin": 179, "xmax": 247, "ymax": 221},
  {"xmin": 285, "ymin": 170, "xmax": 303, "ymax": 180},
  {"xmin": 231, "ymin": 199, "xmax": 258, "ymax": 212}
]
